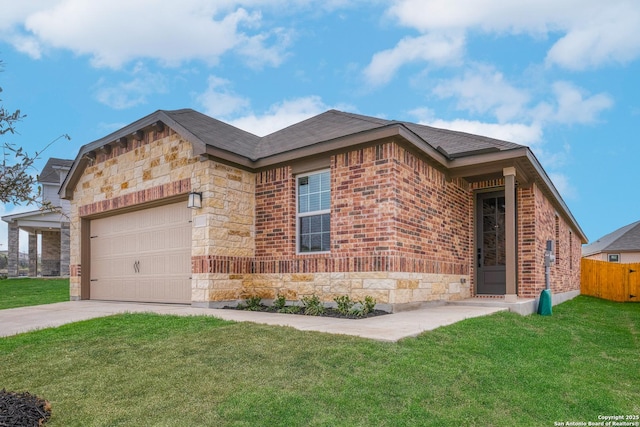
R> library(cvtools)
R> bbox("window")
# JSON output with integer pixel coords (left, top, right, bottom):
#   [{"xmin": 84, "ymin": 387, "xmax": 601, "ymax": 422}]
[
  {"xmin": 608, "ymin": 254, "xmax": 620, "ymax": 263},
  {"xmin": 569, "ymin": 231, "xmax": 573, "ymax": 270},
  {"xmin": 555, "ymin": 215, "xmax": 560, "ymax": 265},
  {"xmin": 297, "ymin": 170, "xmax": 330, "ymax": 253}
]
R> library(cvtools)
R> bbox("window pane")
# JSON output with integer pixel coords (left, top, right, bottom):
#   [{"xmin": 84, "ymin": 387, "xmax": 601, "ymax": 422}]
[
  {"xmin": 321, "ymin": 191, "xmax": 330, "ymax": 210},
  {"xmin": 298, "ymin": 176, "xmax": 309, "ymax": 194},
  {"xmin": 322, "ymin": 214, "xmax": 330, "ymax": 232},
  {"xmin": 299, "ymin": 195, "xmax": 308, "ymax": 213},
  {"xmin": 320, "ymin": 171, "xmax": 330, "ymax": 191},
  {"xmin": 310, "ymin": 215, "xmax": 322, "ymax": 232},
  {"xmin": 308, "ymin": 193, "xmax": 321, "ymax": 211},
  {"xmin": 310, "ymin": 234, "xmax": 322, "ymax": 252},
  {"xmin": 300, "ymin": 217, "xmax": 310, "ymax": 234},
  {"xmin": 309, "ymin": 174, "xmax": 320, "ymax": 193},
  {"xmin": 300, "ymin": 235, "xmax": 310, "ymax": 253},
  {"xmin": 321, "ymin": 232, "xmax": 330, "ymax": 251}
]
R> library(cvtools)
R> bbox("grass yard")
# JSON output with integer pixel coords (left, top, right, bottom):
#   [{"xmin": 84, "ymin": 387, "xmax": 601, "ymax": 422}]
[
  {"xmin": 0, "ymin": 278, "xmax": 69, "ymax": 310},
  {"xmin": 0, "ymin": 296, "xmax": 638, "ymax": 426}
]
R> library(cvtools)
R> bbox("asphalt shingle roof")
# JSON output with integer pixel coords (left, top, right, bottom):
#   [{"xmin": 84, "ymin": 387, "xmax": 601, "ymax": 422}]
[
  {"xmin": 163, "ymin": 109, "xmax": 260, "ymax": 160},
  {"xmin": 582, "ymin": 220, "xmax": 640, "ymax": 256},
  {"xmin": 38, "ymin": 158, "xmax": 73, "ymax": 183},
  {"xmin": 161, "ymin": 109, "xmax": 524, "ymax": 161}
]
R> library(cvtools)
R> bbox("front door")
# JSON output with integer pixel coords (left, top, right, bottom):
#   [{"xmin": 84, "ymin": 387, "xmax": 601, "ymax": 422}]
[{"xmin": 476, "ymin": 192, "xmax": 506, "ymax": 294}]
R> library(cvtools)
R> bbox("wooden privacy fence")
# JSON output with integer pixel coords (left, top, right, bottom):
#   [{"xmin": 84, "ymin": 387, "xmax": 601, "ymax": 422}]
[{"xmin": 581, "ymin": 258, "xmax": 640, "ymax": 302}]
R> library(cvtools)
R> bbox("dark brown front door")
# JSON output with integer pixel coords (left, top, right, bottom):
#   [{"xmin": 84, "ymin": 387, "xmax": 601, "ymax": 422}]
[{"xmin": 477, "ymin": 192, "xmax": 506, "ymax": 294}]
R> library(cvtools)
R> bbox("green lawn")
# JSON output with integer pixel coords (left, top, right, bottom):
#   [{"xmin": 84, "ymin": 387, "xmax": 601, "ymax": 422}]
[
  {"xmin": 0, "ymin": 278, "xmax": 69, "ymax": 309},
  {"xmin": 0, "ymin": 296, "xmax": 638, "ymax": 426}
]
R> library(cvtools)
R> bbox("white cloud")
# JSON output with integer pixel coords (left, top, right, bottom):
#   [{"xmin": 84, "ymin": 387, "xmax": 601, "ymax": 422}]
[
  {"xmin": 197, "ymin": 75, "xmax": 250, "ymax": 118},
  {"xmin": 545, "ymin": 4, "xmax": 640, "ymax": 70},
  {"xmin": 382, "ymin": 0, "xmax": 640, "ymax": 73},
  {"xmin": 548, "ymin": 81, "xmax": 614, "ymax": 125},
  {"xmin": 429, "ymin": 66, "xmax": 613, "ymax": 128},
  {"xmin": 423, "ymin": 118, "xmax": 543, "ymax": 146},
  {"xmin": 228, "ymin": 96, "xmax": 332, "ymax": 136},
  {"xmin": 547, "ymin": 172, "xmax": 577, "ymax": 201},
  {"xmin": 1, "ymin": 0, "xmax": 290, "ymax": 69},
  {"xmin": 94, "ymin": 62, "xmax": 168, "ymax": 109},
  {"xmin": 363, "ymin": 33, "xmax": 464, "ymax": 86},
  {"xmin": 432, "ymin": 65, "xmax": 530, "ymax": 122},
  {"xmin": 529, "ymin": 82, "xmax": 614, "ymax": 125}
]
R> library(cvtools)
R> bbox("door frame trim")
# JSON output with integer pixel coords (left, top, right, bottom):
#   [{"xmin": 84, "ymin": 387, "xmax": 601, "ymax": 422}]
[{"xmin": 474, "ymin": 189, "xmax": 508, "ymax": 295}]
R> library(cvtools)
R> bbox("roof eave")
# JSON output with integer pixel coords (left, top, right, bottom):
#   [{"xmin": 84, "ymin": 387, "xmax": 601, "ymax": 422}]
[
  {"xmin": 59, "ymin": 110, "xmax": 209, "ymax": 199},
  {"xmin": 449, "ymin": 147, "xmax": 587, "ymax": 244}
]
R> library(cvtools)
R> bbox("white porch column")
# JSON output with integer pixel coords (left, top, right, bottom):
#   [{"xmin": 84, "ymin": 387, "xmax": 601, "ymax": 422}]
[{"xmin": 503, "ymin": 167, "xmax": 517, "ymax": 302}]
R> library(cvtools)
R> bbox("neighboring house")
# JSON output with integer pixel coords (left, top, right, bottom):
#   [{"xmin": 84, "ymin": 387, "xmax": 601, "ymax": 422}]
[
  {"xmin": 582, "ymin": 220, "xmax": 640, "ymax": 263},
  {"xmin": 59, "ymin": 109, "xmax": 587, "ymax": 312},
  {"xmin": 2, "ymin": 158, "xmax": 73, "ymax": 277}
]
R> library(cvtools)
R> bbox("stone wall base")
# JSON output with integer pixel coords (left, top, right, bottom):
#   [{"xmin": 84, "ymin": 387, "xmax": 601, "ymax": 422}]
[{"xmin": 191, "ymin": 271, "xmax": 471, "ymax": 312}]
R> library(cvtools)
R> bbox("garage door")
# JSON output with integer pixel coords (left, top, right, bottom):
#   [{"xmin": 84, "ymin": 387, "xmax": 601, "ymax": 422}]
[{"xmin": 89, "ymin": 202, "xmax": 192, "ymax": 303}]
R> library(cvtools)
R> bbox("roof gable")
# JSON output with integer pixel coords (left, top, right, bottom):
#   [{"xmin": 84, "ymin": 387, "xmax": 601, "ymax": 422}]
[{"xmin": 38, "ymin": 158, "xmax": 73, "ymax": 183}]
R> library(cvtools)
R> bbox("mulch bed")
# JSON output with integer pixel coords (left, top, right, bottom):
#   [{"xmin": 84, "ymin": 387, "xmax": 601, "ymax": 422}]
[
  {"xmin": 224, "ymin": 306, "xmax": 390, "ymax": 319},
  {"xmin": 0, "ymin": 389, "xmax": 51, "ymax": 426}
]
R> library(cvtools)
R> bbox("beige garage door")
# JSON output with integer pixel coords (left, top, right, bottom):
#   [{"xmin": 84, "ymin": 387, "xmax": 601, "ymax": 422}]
[{"xmin": 90, "ymin": 202, "xmax": 192, "ymax": 304}]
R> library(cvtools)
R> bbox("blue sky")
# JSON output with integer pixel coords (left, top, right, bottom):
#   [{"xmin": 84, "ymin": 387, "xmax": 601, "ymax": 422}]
[{"xmin": 1, "ymin": 0, "xmax": 639, "ymax": 251}]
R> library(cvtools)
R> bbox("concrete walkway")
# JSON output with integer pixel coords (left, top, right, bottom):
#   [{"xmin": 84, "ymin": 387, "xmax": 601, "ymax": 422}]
[{"xmin": 0, "ymin": 301, "xmax": 508, "ymax": 342}]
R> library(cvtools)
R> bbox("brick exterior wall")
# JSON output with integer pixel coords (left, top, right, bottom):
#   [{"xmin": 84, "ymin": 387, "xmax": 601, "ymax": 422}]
[
  {"xmin": 255, "ymin": 166, "xmax": 296, "ymax": 258},
  {"xmin": 517, "ymin": 185, "xmax": 538, "ymax": 297},
  {"xmin": 521, "ymin": 183, "xmax": 581, "ymax": 297},
  {"xmin": 469, "ymin": 180, "xmax": 581, "ymax": 299},
  {"xmin": 240, "ymin": 141, "xmax": 472, "ymax": 306}
]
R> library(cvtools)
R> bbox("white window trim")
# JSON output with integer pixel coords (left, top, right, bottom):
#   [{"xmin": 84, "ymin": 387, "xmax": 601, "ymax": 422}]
[
  {"xmin": 608, "ymin": 253, "xmax": 620, "ymax": 263},
  {"xmin": 296, "ymin": 169, "xmax": 331, "ymax": 255}
]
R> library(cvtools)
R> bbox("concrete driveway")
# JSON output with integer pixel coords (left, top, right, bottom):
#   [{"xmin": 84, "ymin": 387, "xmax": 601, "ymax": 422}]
[{"xmin": 0, "ymin": 300, "xmax": 507, "ymax": 342}]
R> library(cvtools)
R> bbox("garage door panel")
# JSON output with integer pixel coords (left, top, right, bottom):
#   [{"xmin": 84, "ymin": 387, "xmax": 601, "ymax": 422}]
[{"xmin": 90, "ymin": 202, "xmax": 192, "ymax": 304}]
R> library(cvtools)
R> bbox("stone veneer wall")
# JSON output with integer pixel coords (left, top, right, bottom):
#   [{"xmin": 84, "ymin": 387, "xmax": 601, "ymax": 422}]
[
  {"xmin": 190, "ymin": 161, "xmax": 255, "ymax": 303},
  {"xmin": 69, "ymin": 126, "xmax": 256, "ymax": 304},
  {"xmin": 41, "ymin": 230, "xmax": 61, "ymax": 276},
  {"xmin": 70, "ymin": 127, "xmax": 194, "ymax": 299}
]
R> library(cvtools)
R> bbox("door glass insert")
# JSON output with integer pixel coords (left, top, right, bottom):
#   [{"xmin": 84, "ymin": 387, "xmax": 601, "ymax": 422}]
[{"xmin": 482, "ymin": 196, "xmax": 506, "ymax": 267}]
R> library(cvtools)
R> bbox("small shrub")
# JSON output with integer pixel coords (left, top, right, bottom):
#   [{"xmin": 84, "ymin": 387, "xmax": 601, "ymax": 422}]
[
  {"xmin": 243, "ymin": 295, "xmax": 264, "ymax": 311},
  {"xmin": 350, "ymin": 296, "xmax": 377, "ymax": 317},
  {"xmin": 273, "ymin": 293, "xmax": 287, "ymax": 311},
  {"xmin": 334, "ymin": 295, "xmax": 355, "ymax": 315},
  {"xmin": 301, "ymin": 294, "xmax": 325, "ymax": 316},
  {"xmin": 280, "ymin": 305, "xmax": 302, "ymax": 314},
  {"xmin": 362, "ymin": 296, "xmax": 376, "ymax": 315}
]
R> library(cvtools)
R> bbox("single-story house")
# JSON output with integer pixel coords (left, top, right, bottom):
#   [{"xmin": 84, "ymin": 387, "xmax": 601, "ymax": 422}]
[
  {"xmin": 59, "ymin": 109, "xmax": 586, "ymax": 311},
  {"xmin": 2, "ymin": 158, "xmax": 72, "ymax": 277},
  {"xmin": 582, "ymin": 220, "xmax": 640, "ymax": 263}
]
